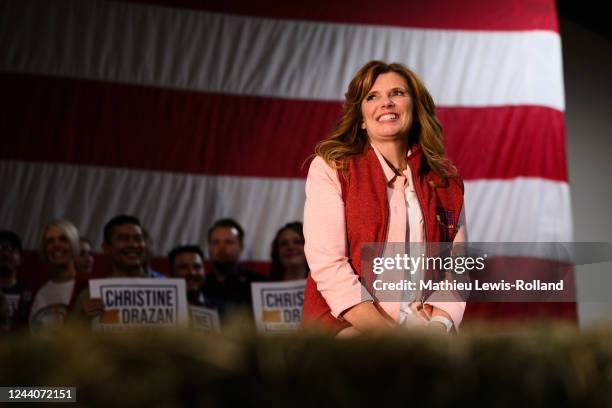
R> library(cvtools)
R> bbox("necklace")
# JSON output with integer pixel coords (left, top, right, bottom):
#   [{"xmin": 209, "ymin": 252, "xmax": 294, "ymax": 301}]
[
  {"xmin": 395, "ymin": 164, "xmax": 407, "ymax": 174},
  {"xmin": 382, "ymin": 156, "xmax": 407, "ymax": 175}
]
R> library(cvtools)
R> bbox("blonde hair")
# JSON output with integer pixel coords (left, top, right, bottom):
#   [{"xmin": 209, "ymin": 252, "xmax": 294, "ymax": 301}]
[
  {"xmin": 41, "ymin": 219, "xmax": 80, "ymax": 259},
  {"xmin": 315, "ymin": 60, "xmax": 457, "ymax": 182}
]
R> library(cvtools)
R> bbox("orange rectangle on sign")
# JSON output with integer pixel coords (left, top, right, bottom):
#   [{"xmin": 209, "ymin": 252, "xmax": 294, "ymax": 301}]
[
  {"xmin": 262, "ymin": 309, "xmax": 281, "ymax": 322},
  {"xmin": 100, "ymin": 309, "xmax": 119, "ymax": 324}
]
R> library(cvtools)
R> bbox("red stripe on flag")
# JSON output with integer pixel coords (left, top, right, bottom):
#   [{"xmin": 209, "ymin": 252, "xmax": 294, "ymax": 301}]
[
  {"xmin": 463, "ymin": 256, "xmax": 577, "ymax": 323},
  {"xmin": 1, "ymin": 73, "xmax": 566, "ymax": 181},
  {"xmin": 119, "ymin": 0, "xmax": 559, "ymax": 32},
  {"xmin": 441, "ymin": 106, "xmax": 567, "ymax": 182}
]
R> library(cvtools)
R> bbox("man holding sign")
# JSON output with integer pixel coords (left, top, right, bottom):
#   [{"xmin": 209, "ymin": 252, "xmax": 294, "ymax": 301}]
[{"xmin": 73, "ymin": 215, "xmax": 186, "ymax": 328}]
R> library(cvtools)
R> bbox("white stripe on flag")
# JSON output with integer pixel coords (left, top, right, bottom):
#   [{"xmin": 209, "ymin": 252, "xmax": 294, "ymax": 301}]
[
  {"xmin": 0, "ymin": 0, "xmax": 564, "ymax": 110},
  {"xmin": 465, "ymin": 178, "xmax": 573, "ymax": 243},
  {"xmin": 0, "ymin": 161, "xmax": 572, "ymax": 260}
]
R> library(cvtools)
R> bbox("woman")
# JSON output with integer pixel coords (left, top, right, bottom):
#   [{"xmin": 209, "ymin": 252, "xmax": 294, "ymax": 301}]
[
  {"xmin": 270, "ymin": 222, "xmax": 309, "ymax": 281},
  {"xmin": 29, "ymin": 219, "xmax": 81, "ymax": 334},
  {"xmin": 75, "ymin": 237, "xmax": 95, "ymax": 275},
  {"xmin": 302, "ymin": 61, "xmax": 466, "ymax": 336}
]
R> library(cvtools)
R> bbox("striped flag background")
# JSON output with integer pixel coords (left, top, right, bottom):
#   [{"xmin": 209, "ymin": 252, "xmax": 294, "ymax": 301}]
[{"xmin": 0, "ymin": 0, "xmax": 575, "ymax": 320}]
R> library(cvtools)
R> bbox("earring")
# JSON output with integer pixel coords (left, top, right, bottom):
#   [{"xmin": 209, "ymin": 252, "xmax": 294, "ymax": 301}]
[{"xmin": 361, "ymin": 122, "xmax": 366, "ymax": 129}]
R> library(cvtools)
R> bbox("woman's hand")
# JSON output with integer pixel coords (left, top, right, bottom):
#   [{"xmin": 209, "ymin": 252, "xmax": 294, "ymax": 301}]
[
  {"xmin": 409, "ymin": 302, "xmax": 454, "ymax": 333},
  {"xmin": 427, "ymin": 320, "xmax": 449, "ymax": 332},
  {"xmin": 341, "ymin": 301, "xmax": 395, "ymax": 332},
  {"xmin": 409, "ymin": 301, "xmax": 432, "ymax": 324},
  {"xmin": 336, "ymin": 326, "xmax": 361, "ymax": 337}
]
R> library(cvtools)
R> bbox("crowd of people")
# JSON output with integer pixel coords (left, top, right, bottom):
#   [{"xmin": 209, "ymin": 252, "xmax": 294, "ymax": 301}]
[{"xmin": 0, "ymin": 216, "xmax": 309, "ymax": 334}]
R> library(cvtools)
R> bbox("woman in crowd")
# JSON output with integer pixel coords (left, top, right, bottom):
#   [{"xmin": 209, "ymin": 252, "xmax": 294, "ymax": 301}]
[
  {"xmin": 302, "ymin": 61, "xmax": 466, "ymax": 336},
  {"xmin": 29, "ymin": 219, "xmax": 81, "ymax": 334},
  {"xmin": 269, "ymin": 222, "xmax": 309, "ymax": 281},
  {"xmin": 75, "ymin": 237, "xmax": 95, "ymax": 275}
]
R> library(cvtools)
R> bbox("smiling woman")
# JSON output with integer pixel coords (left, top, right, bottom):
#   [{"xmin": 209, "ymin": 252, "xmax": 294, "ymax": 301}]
[
  {"xmin": 269, "ymin": 222, "xmax": 309, "ymax": 281},
  {"xmin": 41, "ymin": 220, "xmax": 80, "ymax": 268},
  {"xmin": 302, "ymin": 61, "xmax": 467, "ymax": 336},
  {"xmin": 29, "ymin": 219, "xmax": 81, "ymax": 335},
  {"xmin": 361, "ymin": 72, "xmax": 414, "ymax": 143}
]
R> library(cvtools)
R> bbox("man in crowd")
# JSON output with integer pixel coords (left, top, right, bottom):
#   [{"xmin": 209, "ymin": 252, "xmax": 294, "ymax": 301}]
[
  {"xmin": 103, "ymin": 215, "xmax": 161, "ymax": 278},
  {"xmin": 0, "ymin": 230, "xmax": 32, "ymax": 332},
  {"xmin": 168, "ymin": 245, "xmax": 206, "ymax": 306},
  {"xmin": 76, "ymin": 215, "xmax": 164, "ymax": 318},
  {"xmin": 202, "ymin": 218, "xmax": 266, "ymax": 318}
]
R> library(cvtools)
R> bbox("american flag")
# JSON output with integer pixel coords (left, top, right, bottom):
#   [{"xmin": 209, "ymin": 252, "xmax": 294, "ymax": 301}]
[{"xmin": 0, "ymin": 0, "xmax": 575, "ymax": 320}]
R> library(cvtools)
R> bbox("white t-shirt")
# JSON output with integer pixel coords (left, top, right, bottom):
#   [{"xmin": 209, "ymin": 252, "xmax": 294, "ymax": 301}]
[{"xmin": 29, "ymin": 279, "xmax": 75, "ymax": 334}]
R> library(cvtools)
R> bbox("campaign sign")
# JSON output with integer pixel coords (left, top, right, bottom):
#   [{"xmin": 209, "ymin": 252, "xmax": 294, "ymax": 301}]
[
  {"xmin": 251, "ymin": 279, "xmax": 306, "ymax": 333},
  {"xmin": 189, "ymin": 305, "xmax": 221, "ymax": 332},
  {"xmin": 89, "ymin": 278, "xmax": 188, "ymax": 331}
]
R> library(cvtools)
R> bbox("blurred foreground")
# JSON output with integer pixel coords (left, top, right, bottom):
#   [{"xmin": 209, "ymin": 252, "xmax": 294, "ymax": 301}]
[{"xmin": 1, "ymin": 318, "xmax": 611, "ymax": 407}]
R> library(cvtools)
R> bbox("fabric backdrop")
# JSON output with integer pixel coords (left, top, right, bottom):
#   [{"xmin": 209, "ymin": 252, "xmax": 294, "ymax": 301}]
[{"xmin": 0, "ymin": 0, "xmax": 574, "ymax": 319}]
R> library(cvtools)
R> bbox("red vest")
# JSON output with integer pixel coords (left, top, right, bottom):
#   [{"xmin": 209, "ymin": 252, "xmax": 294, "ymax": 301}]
[{"xmin": 301, "ymin": 144, "xmax": 464, "ymax": 333}]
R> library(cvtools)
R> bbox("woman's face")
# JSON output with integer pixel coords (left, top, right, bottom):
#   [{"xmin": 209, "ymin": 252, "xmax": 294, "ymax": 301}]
[
  {"xmin": 44, "ymin": 226, "xmax": 73, "ymax": 267},
  {"xmin": 361, "ymin": 71, "xmax": 414, "ymax": 143},
  {"xmin": 277, "ymin": 229, "xmax": 306, "ymax": 269},
  {"xmin": 75, "ymin": 240, "xmax": 94, "ymax": 274}
]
